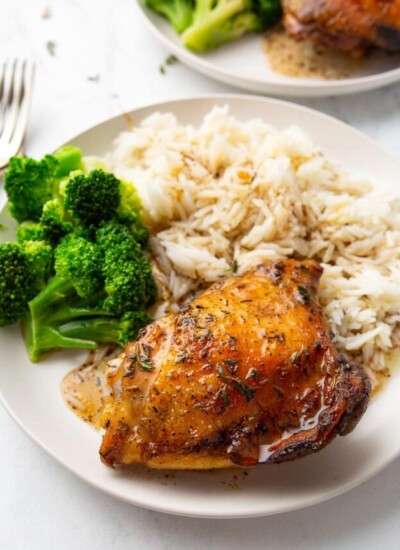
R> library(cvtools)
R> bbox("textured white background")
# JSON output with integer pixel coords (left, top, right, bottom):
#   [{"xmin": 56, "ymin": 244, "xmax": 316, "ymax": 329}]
[{"xmin": 1, "ymin": 1, "xmax": 400, "ymax": 548}]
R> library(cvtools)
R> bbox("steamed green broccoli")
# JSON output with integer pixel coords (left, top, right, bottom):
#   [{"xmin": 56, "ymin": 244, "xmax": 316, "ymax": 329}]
[
  {"xmin": 118, "ymin": 180, "xmax": 149, "ymax": 246},
  {"xmin": 17, "ymin": 221, "xmax": 43, "ymax": 243},
  {"xmin": 182, "ymin": 0, "xmax": 281, "ymax": 51},
  {"xmin": 97, "ymin": 222, "xmax": 156, "ymax": 315},
  {"xmin": 63, "ymin": 169, "xmax": 149, "ymax": 243},
  {"xmin": 4, "ymin": 155, "xmax": 58, "ymax": 222},
  {"xmin": 2, "ymin": 146, "xmax": 156, "ymax": 362},
  {"xmin": 23, "ymin": 220, "xmax": 156, "ymax": 362},
  {"xmin": 145, "ymin": 0, "xmax": 194, "ymax": 32},
  {"xmin": 0, "ymin": 241, "xmax": 52, "ymax": 326},
  {"xmin": 64, "ymin": 170, "xmax": 121, "ymax": 226},
  {"xmin": 23, "ymin": 274, "xmax": 110, "ymax": 362},
  {"xmin": 54, "ymin": 233, "xmax": 103, "ymax": 298},
  {"xmin": 52, "ymin": 145, "xmax": 84, "ymax": 177},
  {"xmin": 23, "ymin": 240, "xmax": 53, "ymax": 293},
  {"xmin": 4, "ymin": 146, "xmax": 83, "ymax": 223},
  {"xmin": 24, "ymin": 233, "xmax": 109, "ymax": 361},
  {"xmin": 39, "ymin": 199, "xmax": 73, "ymax": 246},
  {"xmin": 16, "ymin": 199, "xmax": 73, "ymax": 247}
]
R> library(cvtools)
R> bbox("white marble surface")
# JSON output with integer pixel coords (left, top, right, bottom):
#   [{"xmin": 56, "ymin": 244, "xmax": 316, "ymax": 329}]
[{"xmin": 1, "ymin": 1, "xmax": 400, "ymax": 548}]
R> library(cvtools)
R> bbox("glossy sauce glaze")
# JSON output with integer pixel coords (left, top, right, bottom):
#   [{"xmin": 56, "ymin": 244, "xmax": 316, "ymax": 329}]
[
  {"xmin": 61, "ymin": 347, "xmax": 119, "ymax": 429},
  {"xmin": 61, "ymin": 347, "xmax": 386, "ymax": 463},
  {"xmin": 62, "ymin": 260, "xmax": 373, "ymax": 469}
]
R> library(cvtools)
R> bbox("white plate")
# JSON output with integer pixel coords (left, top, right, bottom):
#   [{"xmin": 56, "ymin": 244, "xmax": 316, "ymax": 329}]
[
  {"xmin": 136, "ymin": 1, "xmax": 400, "ymax": 97},
  {"xmin": 1, "ymin": 95, "xmax": 400, "ymax": 518}
]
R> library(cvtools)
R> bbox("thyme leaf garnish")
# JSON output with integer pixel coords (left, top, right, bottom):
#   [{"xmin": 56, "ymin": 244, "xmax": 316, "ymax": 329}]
[
  {"xmin": 136, "ymin": 345, "xmax": 153, "ymax": 371},
  {"xmin": 217, "ymin": 364, "xmax": 256, "ymax": 402},
  {"xmin": 223, "ymin": 358, "xmax": 239, "ymax": 374},
  {"xmin": 216, "ymin": 385, "xmax": 231, "ymax": 408},
  {"xmin": 139, "ymin": 360, "xmax": 153, "ymax": 371}
]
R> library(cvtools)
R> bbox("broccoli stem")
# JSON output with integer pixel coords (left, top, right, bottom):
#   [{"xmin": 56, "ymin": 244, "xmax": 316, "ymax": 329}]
[
  {"xmin": 53, "ymin": 146, "xmax": 83, "ymax": 177},
  {"xmin": 23, "ymin": 319, "xmax": 99, "ymax": 363},
  {"xmin": 24, "ymin": 275, "xmax": 112, "ymax": 362},
  {"xmin": 56, "ymin": 318, "xmax": 125, "ymax": 345}
]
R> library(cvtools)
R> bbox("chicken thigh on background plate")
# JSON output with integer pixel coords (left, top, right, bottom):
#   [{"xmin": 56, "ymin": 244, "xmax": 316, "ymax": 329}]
[{"xmin": 283, "ymin": 0, "xmax": 400, "ymax": 56}]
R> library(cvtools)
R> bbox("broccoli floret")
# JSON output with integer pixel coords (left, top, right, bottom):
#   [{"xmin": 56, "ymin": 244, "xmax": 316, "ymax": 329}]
[
  {"xmin": 118, "ymin": 180, "xmax": 149, "ymax": 246},
  {"xmin": 64, "ymin": 170, "xmax": 121, "ymax": 226},
  {"xmin": 54, "ymin": 233, "xmax": 103, "ymax": 298},
  {"xmin": 16, "ymin": 199, "xmax": 72, "ymax": 247},
  {"xmin": 103, "ymin": 252, "xmax": 156, "ymax": 314},
  {"xmin": 145, "ymin": 0, "xmax": 194, "ymax": 32},
  {"xmin": 256, "ymin": 0, "xmax": 282, "ymax": 27},
  {"xmin": 118, "ymin": 180, "xmax": 142, "ymax": 222},
  {"xmin": 182, "ymin": 0, "xmax": 281, "ymax": 51},
  {"xmin": 16, "ymin": 198, "xmax": 73, "ymax": 247},
  {"xmin": 63, "ymin": 170, "xmax": 148, "ymax": 243},
  {"xmin": 82, "ymin": 156, "xmax": 109, "ymax": 173},
  {"xmin": 0, "ymin": 243, "xmax": 35, "ymax": 326},
  {"xmin": 4, "ymin": 155, "xmax": 58, "ymax": 223},
  {"xmin": 22, "ymin": 240, "xmax": 53, "ymax": 294},
  {"xmin": 22, "ymin": 222, "xmax": 156, "ymax": 362},
  {"xmin": 0, "ymin": 241, "xmax": 52, "ymax": 326},
  {"xmin": 4, "ymin": 146, "xmax": 83, "ymax": 223},
  {"xmin": 97, "ymin": 222, "xmax": 157, "ymax": 315},
  {"xmin": 40, "ymin": 199, "xmax": 73, "ymax": 246},
  {"xmin": 17, "ymin": 221, "xmax": 43, "ymax": 243}
]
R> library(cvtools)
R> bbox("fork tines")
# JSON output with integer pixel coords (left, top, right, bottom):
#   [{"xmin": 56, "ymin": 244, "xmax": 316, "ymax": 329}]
[{"xmin": 0, "ymin": 59, "xmax": 35, "ymax": 168}]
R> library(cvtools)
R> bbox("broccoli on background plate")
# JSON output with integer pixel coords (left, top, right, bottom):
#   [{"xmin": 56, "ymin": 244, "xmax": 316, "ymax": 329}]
[
  {"xmin": 145, "ymin": 0, "xmax": 282, "ymax": 52},
  {"xmin": 146, "ymin": 0, "xmax": 194, "ymax": 32}
]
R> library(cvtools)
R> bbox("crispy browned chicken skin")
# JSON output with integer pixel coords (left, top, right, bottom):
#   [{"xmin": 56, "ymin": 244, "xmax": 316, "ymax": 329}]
[
  {"xmin": 283, "ymin": 0, "xmax": 400, "ymax": 55},
  {"xmin": 100, "ymin": 259, "xmax": 370, "ymax": 469}
]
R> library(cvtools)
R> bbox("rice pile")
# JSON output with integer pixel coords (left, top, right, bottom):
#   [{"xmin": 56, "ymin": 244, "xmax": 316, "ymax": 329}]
[{"xmin": 107, "ymin": 106, "xmax": 400, "ymax": 388}]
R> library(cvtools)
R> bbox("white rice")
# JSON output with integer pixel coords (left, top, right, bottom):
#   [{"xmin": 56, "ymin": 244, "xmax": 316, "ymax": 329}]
[{"xmin": 107, "ymin": 106, "xmax": 400, "ymax": 388}]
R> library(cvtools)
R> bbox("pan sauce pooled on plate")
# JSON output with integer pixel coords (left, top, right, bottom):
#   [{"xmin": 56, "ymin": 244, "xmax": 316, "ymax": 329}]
[{"xmin": 263, "ymin": 26, "xmax": 364, "ymax": 79}]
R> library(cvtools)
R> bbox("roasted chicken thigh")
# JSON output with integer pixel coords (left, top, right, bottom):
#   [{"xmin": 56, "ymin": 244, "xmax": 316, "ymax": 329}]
[
  {"xmin": 283, "ymin": 0, "xmax": 400, "ymax": 55},
  {"xmin": 100, "ymin": 259, "xmax": 370, "ymax": 469}
]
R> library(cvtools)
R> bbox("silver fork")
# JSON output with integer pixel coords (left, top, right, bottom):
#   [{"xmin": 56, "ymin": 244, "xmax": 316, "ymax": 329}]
[{"xmin": 0, "ymin": 59, "xmax": 35, "ymax": 170}]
